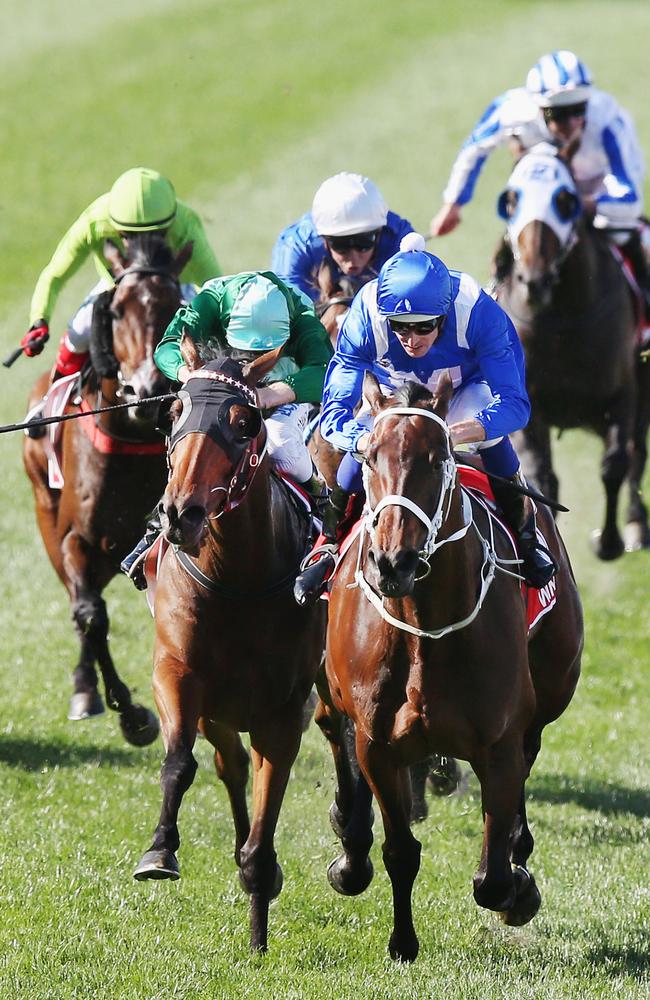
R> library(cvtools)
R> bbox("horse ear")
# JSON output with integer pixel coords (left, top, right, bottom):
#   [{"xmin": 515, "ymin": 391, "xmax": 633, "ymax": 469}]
[
  {"xmin": 104, "ymin": 239, "xmax": 127, "ymax": 278},
  {"xmin": 174, "ymin": 241, "xmax": 194, "ymax": 276},
  {"xmin": 362, "ymin": 370, "xmax": 388, "ymax": 414},
  {"xmin": 180, "ymin": 330, "xmax": 200, "ymax": 371},
  {"xmin": 432, "ymin": 369, "xmax": 454, "ymax": 417},
  {"xmin": 241, "ymin": 346, "xmax": 285, "ymax": 386}
]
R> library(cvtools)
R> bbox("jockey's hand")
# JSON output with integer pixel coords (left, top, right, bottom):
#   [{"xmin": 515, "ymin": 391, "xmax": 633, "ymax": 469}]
[
  {"xmin": 430, "ymin": 203, "xmax": 462, "ymax": 237},
  {"xmin": 449, "ymin": 418, "xmax": 486, "ymax": 447},
  {"xmin": 355, "ymin": 432, "xmax": 370, "ymax": 455},
  {"xmin": 20, "ymin": 321, "xmax": 50, "ymax": 357},
  {"xmin": 256, "ymin": 382, "xmax": 296, "ymax": 410},
  {"xmin": 176, "ymin": 364, "xmax": 191, "ymax": 383}
]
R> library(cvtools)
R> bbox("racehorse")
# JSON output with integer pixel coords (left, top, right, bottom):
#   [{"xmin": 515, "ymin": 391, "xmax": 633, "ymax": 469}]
[
  {"xmin": 23, "ymin": 234, "xmax": 189, "ymax": 743},
  {"xmin": 494, "ymin": 144, "xmax": 650, "ymax": 558},
  {"xmin": 318, "ymin": 372, "xmax": 583, "ymax": 961},
  {"xmin": 313, "ymin": 256, "xmax": 365, "ymax": 350},
  {"xmin": 133, "ymin": 342, "xmax": 326, "ymax": 954}
]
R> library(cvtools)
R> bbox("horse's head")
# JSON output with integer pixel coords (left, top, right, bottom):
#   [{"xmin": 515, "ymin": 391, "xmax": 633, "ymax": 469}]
[
  {"xmin": 361, "ymin": 370, "xmax": 455, "ymax": 598},
  {"xmin": 161, "ymin": 336, "xmax": 280, "ymax": 552},
  {"xmin": 497, "ymin": 145, "xmax": 581, "ymax": 309},
  {"xmin": 93, "ymin": 235, "xmax": 191, "ymax": 416},
  {"xmin": 314, "ymin": 257, "xmax": 366, "ymax": 349}
]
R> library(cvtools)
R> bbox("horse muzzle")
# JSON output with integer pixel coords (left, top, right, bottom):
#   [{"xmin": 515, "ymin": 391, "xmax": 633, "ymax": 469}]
[
  {"xmin": 367, "ymin": 546, "xmax": 420, "ymax": 598},
  {"xmin": 162, "ymin": 501, "xmax": 207, "ymax": 553}
]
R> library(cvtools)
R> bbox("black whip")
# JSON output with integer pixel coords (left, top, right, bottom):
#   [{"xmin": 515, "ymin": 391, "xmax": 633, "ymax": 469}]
[
  {"xmin": 0, "ymin": 393, "xmax": 176, "ymax": 436},
  {"xmin": 485, "ymin": 471, "xmax": 569, "ymax": 512}
]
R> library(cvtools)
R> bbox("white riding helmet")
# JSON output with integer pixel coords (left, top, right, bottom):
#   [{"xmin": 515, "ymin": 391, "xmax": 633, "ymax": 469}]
[
  {"xmin": 311, "ymin": 172, "xmax": 388, "ymax": 237},
  {"xmin": 526, "ymin": 50, "xmax": 593, "ymax": 108}
]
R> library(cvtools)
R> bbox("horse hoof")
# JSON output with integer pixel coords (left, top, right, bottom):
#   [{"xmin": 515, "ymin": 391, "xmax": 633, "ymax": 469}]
[
  {"xmin": 238, "ymin": 863, "xmax": 283, "ymax": 899},
  {"xmin": 500, "ymin": 867, "xmax": 541, "ymax": 926},
  {"xmin": 427, "ymin": 755, "xmax": 462, "ymax": 797},
  {"xmin": 119, "ymin": 704, "xmax": 159, "ymax": 747},
  {"xmin": 134, "ymin": 849, "xmax": 180, "ymax": 880},
  {"xmin": 624, "ymin": 521, "xmax": 650, "ymax": 553},
  {"xmin": 410, "ymin": 796, "xmax": 428, "ymax": 823},
  {"xmin": 327, "ymin": 854, "xmax": 374, "ymax": 896},
  {"xmin": 68, "ymin": 690, "xmax": 105, "ymax": 721},
  {"xmin": 590, "ymin": 529, "xmax": 624, "ymax": 561},
  {"xmin": 388, "ymin": 930, "xmax": 419, "ymax": 963}
]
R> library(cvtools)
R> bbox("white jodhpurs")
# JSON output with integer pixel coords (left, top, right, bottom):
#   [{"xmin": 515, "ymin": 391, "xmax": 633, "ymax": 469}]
[
  {"xmin": 447, "ymin": 380, "xmax": 504, "ymax": 453},
  {"xmin": 265, "ymin": 402, "xmax": 313, "ymax": 482}
]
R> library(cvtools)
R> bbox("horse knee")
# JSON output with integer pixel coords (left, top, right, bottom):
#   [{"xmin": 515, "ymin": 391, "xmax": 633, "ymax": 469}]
[
  {"xmin": 72, "ymin": 595, "xmax": 108, "ymax": 639},
  {"xmin": 160, "ymin": 746, "xmax": 197, "ymax": 796}
]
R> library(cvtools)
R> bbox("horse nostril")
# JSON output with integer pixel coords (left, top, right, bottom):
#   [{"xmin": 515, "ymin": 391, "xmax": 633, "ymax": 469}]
[
  {"xmin": 179, "ymin": 505, "xmax": 206, "ymax": 532},
  {"xmin": 394, "ymin": 550, "xmax": 419, "ymax": 576}
]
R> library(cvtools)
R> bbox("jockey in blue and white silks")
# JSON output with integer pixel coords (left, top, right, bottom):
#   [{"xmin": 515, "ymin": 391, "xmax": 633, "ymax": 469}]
[
  {"xmin": 293, "ymin": 235, "xmax": 556, "ymax": 606},
  {"xmin": 271, "ymin": 172, "xmax": 414, "ymax": 304},
  {"xmin": 430, "ymin": 51, "xmax": 645, "ymax": 242}
]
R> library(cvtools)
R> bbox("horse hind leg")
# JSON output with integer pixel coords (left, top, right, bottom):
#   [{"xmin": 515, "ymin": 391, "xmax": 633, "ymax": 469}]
[
  {"xmin": 625, "ymin": 357, "xmax": 650, "ymax": 551},
  {"xmin": 592, "ymin": 415, "xmax": 630, "ymax": 560},
  {"xmin": 68, "ymin": 623, "xmax": 105, "ymax": 721},
  {"xmin": 202, "ymin": 720, "xmax": 251, "ymax": 868}
]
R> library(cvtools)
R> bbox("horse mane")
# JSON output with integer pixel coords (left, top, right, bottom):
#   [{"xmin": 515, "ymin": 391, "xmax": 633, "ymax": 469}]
[
  {"xmin": 392, "ymin": 381, "xmax": 435, "ymax": 408},
  {"xmin": 124, "ymin": 232, "xmax": 175, "ymax": 270}
]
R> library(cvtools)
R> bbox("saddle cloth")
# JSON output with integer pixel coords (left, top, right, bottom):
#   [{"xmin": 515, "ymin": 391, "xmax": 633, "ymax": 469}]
[{"xmin": 23, "ymin": 374, "xmax": 79, "ymax": 490}]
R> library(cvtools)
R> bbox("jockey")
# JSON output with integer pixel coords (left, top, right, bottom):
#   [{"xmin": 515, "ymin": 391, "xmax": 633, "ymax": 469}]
[
  {"xmin": 21, "ymin": 167, "xmax": 221, "ymax": 434},
  {"xmin": 271, "ymin": 172, "xmax": 415, "ymax": 304},
  {"xmin": 121, "ymin": 271, "xmax": 333, "ymax": 588},
  {"xmin": 429, "ymin": 51, "xmax": 649, "ymax": 308},
  {"xmin": 293, "ymin": 234, "xmax": 557, "ymax": 606}
]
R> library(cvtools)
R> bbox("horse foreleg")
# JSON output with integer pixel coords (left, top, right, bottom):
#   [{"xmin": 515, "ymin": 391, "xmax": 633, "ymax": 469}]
[
  {"xmin": 202, "ymin": 719, "xmax": 251, "ymax": 867},
  {"xmin": 471, "ymin": 735, "xmax": 528, "ymax": 918},
  {"xmin": 134, "ymin": 662, "xmax": 201, "ymax": 881},
  {"xmin": 356, "ymin": 733, "xmax": 421, "ymax": 963},
  {"xmin": 62, "ymin": 531, "xmax": 158, "ymax": 745},
  {"xmin": 594, "ymin": 405, "xmax": 631, "ymax": 560},
  {"xmin": 513, "ymin": 418, "xmax": 558, "ymax": 507},
  {"xmin": 240, "ymin": 709, "xmax": 303, "ymax": 953},
  {"xmin": 625, "ymin": 354, "xmax": 650, "ymax": 551}
]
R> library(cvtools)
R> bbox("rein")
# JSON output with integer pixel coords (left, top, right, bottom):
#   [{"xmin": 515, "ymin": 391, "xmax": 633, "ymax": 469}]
[
  {"xmin": 2, "ymin": 393, "xmax": 175, "ymax": 436},
  {"xmin": 316, "ymin": 294, "xmax": 354, "ymax": 318},
  {"xmin": 354, "ymin": 407, "xmax": 521, "ymax": 639}
]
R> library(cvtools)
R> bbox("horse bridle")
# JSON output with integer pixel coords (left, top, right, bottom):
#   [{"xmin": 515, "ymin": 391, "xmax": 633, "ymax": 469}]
[{"xmin": 356, "ymin": 406, "xmax": 499, "ymax": 640}]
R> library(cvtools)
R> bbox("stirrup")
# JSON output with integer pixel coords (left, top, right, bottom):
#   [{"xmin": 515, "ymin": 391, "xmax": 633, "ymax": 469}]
[
  {"xmin": 120, "ymin": 538, "xmax": 154, "ymax": 591},
  {"xmin": 293, "ymin": 544, "xmax": 337, "ymax": 606}
]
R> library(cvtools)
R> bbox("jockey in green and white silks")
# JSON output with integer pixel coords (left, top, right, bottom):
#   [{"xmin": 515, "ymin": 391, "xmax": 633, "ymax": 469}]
[
  {"xmin": 22, "ymin": 167, "xmax": 221, "ymax": 374},
  {"xmin": 155, "ymin": 271, "xmax": 333, "ymax": 484}
]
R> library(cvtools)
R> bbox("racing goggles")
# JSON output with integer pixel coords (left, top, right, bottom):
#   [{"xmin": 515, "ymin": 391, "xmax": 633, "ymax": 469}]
[
  {"xmin": 326, "ymin": 231, "xmax": 379, "ymax": 253},
  {"xmin": 543, "ymin": 102, "xmax": 588, "ymax": 125},
  {"xmin": 390, "ymin": 317, "xmax": 442, "ymax": 336}
]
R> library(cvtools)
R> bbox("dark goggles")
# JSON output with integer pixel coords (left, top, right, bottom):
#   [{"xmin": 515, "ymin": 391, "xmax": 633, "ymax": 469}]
[
  {"xmin": 326, "ymin": 231, "xmax": 379, "ymax": 253},
  {"xmin": 390, "ymin": 317, "xmax": 442, "ymax": 336},
  {"xmin": 543, "ymin": 102, "xmax": 588, "ymax": 124}
]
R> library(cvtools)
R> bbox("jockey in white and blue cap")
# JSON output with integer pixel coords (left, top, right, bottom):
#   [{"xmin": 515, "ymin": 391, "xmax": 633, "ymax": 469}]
[
  {"xmin": 271, "ymin": 172, "xmax": 415, "ymax": 304},
  {"xmin": 429, "ymin": 51, "xmax": 648, "ymax": 308},
  {"xmin": 294, "ymin": 234, "xmax": 557, "ymax": 605}
]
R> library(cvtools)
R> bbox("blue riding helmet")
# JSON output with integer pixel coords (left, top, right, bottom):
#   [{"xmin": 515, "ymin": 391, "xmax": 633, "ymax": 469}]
[
  {"xmin": 377, "ymin": 250, "xmax": 453, "ymax": 321},
  {"xmin": 226, "ymin": 274, "xmax": 291, "ymax": 350}
]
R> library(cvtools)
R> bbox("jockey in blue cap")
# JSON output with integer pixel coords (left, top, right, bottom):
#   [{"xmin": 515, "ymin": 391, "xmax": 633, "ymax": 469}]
[
  {"xmin": 294, "ymin": 233, "xmax": 557, "ymax": 605},
  {"xmin": 429, "ymin": 51, "xmax": 649, "ymax": 311}
]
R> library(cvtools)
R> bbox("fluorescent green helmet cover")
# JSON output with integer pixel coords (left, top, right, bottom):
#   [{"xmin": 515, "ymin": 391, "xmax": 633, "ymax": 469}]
[
  {"xmin": 108, "ymin": 167, "xmax": 177, "ymax": 232},
  {"xmin": 226, "ymin": 275, "xmax": 291, "ymax": 350}
]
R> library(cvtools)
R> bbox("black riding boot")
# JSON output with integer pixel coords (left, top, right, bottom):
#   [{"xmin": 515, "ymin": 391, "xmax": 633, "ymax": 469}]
[
  {"xmin": 622, "ymin": 229, "xmax": 650, "ymax": 322},
  {"xmin": 293, "ymin": 484, "xmax": 351, "ymax": 607},
  {"xmin": 120, "ymin": 507, "xmax": 163, "ymax": 591},
  {"xmin": 491, "ymin": 472, "xmax": 557, "ymax": 588}
]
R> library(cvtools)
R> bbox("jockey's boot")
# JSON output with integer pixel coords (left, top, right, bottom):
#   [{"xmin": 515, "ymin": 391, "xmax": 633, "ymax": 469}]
[
  {"xmin": 622, "ymin": 229, "xmax": 650, "ymax": 322},
  {"xmin": 491, "ymin": 472, "xmax": 558, "ymax": 589},
  {"xmin": 299, "ymin": 472, "xmax": 329, "ymax": 514},
  {"xmin": 293, "ymin": 484, "xmax": 351, "ymax": 606},
  {"xmin": 25, "ymin": 339, "xmax": 89, "ymax": 439},
  {"xmin": 120, "ymin": 509, "xmax": 163, "ymax": 591}
]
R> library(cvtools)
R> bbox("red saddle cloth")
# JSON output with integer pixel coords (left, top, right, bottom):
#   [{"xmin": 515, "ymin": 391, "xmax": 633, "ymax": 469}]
[{"xmin": 323, "ymin": 465, "xmax": 558, "ymax": 632}]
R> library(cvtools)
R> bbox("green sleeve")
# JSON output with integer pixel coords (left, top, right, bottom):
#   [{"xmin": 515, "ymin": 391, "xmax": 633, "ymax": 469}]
[
  {"xmin": 170, "ymin": 204, "xmax": 221, "ymax": 287},
  {"xmin": 154, "ymin": 285, "xmax": 228, "ymax": 381},
  {"xmin": 29, "ymin": 211, "xmax": 96, "ymax": 325},
  {"xmin": 283, "ymin": 285, "xmax": 333, "ymax": 404}
]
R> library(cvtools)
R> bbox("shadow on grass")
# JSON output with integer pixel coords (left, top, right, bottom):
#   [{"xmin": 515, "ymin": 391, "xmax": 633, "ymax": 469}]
[
  {"xmin": 585, "ymin": 941, "xmax": 650, "ymax": 982},
  {"xmin": 0, "ymin": 734, "xmax": 153, "ymax": 771},
  {"xmin": 529, "ymin": 772, "xmax": 650, "ymax": 818}
]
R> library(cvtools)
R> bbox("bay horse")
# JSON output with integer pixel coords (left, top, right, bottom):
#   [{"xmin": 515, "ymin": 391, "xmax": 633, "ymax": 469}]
[
  {"xmin": 133, "ymin": 342, "xmax": 326, "ymax": 954},
  {"xmin": 494, "ymin": 144, "xmax": 650, "ymax": 558},
  {"xmin": 313, "ymin": 256, "xmax": 365, "ymax": 351},
  {"xmin": 318, "ymin": 372, "xmax": 583, "ymax": 961},
  {"xmin": 23, "ymin": 234, "xmax": 189, "ymax": 743}
]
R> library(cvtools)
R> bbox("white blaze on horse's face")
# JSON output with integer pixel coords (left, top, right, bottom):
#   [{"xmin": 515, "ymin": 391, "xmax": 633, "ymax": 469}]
[{"xmin": 498, "ymin": 148, "xmax": 580, "ymax": 255}]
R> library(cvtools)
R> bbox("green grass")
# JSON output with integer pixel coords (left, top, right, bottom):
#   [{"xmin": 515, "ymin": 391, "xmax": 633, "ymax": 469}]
[{"xmin": 1, "ymin": 2, "xmax": 649, "ymax": 997}]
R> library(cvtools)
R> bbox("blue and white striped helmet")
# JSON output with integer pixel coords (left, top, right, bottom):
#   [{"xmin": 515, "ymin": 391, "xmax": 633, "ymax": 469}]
[{"xmin": 526, "ymin": 50, "xmax": 592, "ymax": 108}]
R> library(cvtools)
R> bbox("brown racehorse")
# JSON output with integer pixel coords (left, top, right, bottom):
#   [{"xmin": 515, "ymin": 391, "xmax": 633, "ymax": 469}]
[
  {"xmin": 23, "ymin": 234, "xmax": 189, "ymax": 743},
  {"xmin": 494, "ymin": 145, "xmax": 650, "ymax": 558},
  {"xmin": 318, "ymin": 372, "xmax": 583, "ymax": 962},
  {"xmin": 133, "ymin": 342, "xmax": 326, "ymax": 954},
  {"xmin": 313, "ymin": 256, "xmax": 365, "ymax": 350}
]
